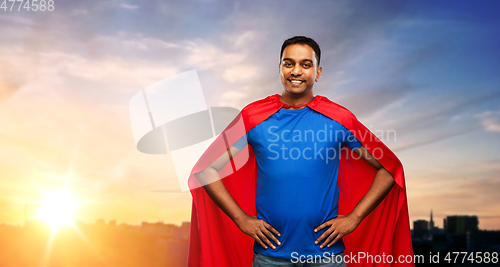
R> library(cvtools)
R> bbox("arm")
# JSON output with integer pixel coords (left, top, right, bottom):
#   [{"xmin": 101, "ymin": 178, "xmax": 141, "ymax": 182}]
[
  {"xmin": 194, "ymin": 145, "xmax": 281, "ymax": 249},
  {"xmin": 314, "ymin": 146, "xmax": 395, "ymax": 248}
]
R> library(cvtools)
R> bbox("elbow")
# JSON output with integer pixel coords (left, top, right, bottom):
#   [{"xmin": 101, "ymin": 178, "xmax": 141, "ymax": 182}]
[
  {"xmin": 194, "ymin": 166, "xmax": 218, "ymax": 186},
  {"xmin": 194, "ymin": 168, "xmax": 207, "ymax": 182},
  {"xmin": 380, "ymin": 167, "xmax": 396, "ymax": 185}
]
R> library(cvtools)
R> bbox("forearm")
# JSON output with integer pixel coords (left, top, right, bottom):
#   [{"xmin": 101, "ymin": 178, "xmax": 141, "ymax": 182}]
[
  {"xmin": 195, "ymin": 167, "xmax": 247, "ymax": 223},
  {"xmin": 349, "ymin": 168, "xmax": 395, "ymax": 223}
]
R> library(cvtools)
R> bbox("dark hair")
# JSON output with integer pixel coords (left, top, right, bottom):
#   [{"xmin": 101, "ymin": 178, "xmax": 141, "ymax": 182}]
[{"xmin": 280, "ymin": 36, "xmax": 321, "ymax": 66}]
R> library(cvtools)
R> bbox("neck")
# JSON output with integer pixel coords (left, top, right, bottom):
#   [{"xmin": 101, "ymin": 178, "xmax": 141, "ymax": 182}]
[{"xmin": 279, "ymin": 90, "xmax": 314, "ymax": 110}]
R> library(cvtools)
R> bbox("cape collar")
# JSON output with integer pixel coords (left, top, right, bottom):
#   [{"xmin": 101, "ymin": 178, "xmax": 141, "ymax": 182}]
[{"xmin": 268, "ymin": 94, "xmax": 324, "ymax": 109}]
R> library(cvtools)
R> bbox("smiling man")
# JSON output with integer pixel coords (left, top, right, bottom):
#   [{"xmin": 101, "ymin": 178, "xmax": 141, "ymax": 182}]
[{"xmin": 189, "ymin": 36, "xmax": 413, "ymax": 267}]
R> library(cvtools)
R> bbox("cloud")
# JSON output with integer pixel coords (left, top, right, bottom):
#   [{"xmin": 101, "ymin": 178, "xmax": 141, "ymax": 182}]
[
  {"xmin": 391, "ymin": 128, "xmax": 476, "ymax": 152},
  {"xmin": 476, "ymin": 110, "xmax": 500, "ymax": 133},
  {"xmin": 222, "ymin": 65, "xmax": 259, "ymax": 83},
  {"xmin": 365, "ymin": 90, "xmax": 500, "ymax": 152},
  {"xmin": 184, "ymin": 40, "xmax": 246, "ymax": 70},
  {"xmin": 232, "ymin": 31, "xmax": 259, "ymax": 48},
  {"xmin": 0, "ymin": 74, "xmax": 24, "ymax": 103},
  {"xmin": 120, "ymin": 3, "xmax": 139, "ymax": 10}
]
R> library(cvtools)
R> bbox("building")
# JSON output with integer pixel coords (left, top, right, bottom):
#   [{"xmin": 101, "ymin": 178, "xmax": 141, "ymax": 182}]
[
  {"xmin": 444, "ymin": 215, "xmax": 478, "ymax": 235},
  {"xmin": 467, "ymin": 230, "xmax": 500, "ymax": 253},
  {"xmin": 141, "ymin": 221, "xmax": 177, "ymax": 238},
  {"xmin": 429, "ymin": 210, "xmax": 435, "ymax": 230},
  {"xmin": 174, "ymin": 221, "xmax": 190, "ymax": 240},
  {"xmin": 413, "ymin": 220, "xmax": 428, "ymax": 239}
]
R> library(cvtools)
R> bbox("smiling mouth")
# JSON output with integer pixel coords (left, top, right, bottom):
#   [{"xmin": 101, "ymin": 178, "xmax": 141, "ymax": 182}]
[{"xmin": 288, "ymin": 79, "xmax": 304, "ymax": 85}]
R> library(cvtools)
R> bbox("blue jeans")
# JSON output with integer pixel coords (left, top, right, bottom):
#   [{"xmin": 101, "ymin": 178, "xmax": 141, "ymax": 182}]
[{"xmin": 252, "ymin": 251, "xmax": 346, "ymax": 267}]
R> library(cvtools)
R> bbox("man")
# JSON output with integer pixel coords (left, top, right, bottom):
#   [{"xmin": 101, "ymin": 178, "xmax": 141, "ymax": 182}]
[{"xmin": 188, "ymin": 36, "xmax": 413, "ymax": 266}]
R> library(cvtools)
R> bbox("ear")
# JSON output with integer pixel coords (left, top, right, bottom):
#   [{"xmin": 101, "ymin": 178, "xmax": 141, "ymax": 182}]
[{"xmin": 315, "ymin": 66, "xmax": 323, "ymax": 82}]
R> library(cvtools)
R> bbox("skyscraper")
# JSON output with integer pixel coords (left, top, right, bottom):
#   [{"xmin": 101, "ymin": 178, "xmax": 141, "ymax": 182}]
[{"xmin": 430, "ymin": 210, "xmax": 434, "ymax": 230}]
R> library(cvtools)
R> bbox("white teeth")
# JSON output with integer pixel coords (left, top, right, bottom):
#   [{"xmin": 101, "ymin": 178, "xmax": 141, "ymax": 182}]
[{"xmin": 291, "ymin": 80, "xmax": 302, "ymax": 84}]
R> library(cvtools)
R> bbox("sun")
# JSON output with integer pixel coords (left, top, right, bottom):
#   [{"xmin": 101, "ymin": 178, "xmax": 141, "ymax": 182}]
[{"xmin": 38, "ymin": 190, "xmax": 77, "ymax": 229}]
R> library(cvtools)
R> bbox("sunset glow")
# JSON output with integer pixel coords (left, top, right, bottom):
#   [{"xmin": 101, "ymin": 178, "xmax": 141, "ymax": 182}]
[{"xmin": 38, "ymin": 190, "xmax": 77, "ymax": 229}]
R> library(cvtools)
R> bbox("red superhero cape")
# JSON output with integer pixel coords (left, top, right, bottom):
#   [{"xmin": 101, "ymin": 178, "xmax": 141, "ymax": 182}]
[{"xmin": 187, "ymin": 94, "xmax": 414, "ymax": 267}]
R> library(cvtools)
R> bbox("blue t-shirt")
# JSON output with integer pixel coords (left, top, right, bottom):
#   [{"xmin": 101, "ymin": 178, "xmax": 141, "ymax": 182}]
[{"xmin": 233, "ymin": 103, "xmax": 363, "ymax": 259}]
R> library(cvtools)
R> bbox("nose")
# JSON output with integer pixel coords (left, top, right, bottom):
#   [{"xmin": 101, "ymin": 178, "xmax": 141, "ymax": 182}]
[{"xmin": 291, "ymin": 63, "xmax": 302, "ymax": 76}]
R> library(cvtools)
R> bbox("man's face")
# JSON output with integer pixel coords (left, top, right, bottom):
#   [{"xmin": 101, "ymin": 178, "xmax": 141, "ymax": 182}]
[{"xmin": 279, "ymin": 44, "xmax": 322, "ymax": 96}]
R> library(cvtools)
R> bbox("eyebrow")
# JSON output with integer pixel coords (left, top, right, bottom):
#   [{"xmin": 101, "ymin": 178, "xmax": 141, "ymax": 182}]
[{"xmin": 282, "ymin": 58, "xmax": 314, "ymax": 64}]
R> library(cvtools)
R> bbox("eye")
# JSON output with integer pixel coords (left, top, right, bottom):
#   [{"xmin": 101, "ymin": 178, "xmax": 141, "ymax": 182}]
[
  {"xmin": 283, "ymin": 62, "xmax": 292, "ymax": 67},
  {"xmin": 303, "ymin": 63, "xmax": 312, "ymax": 68}
]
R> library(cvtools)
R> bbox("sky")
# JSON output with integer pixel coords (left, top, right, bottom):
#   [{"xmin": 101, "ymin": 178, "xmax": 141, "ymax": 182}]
[{"xmin": 0, "ymin": 0, "xmax": 499, "ymax": 229}]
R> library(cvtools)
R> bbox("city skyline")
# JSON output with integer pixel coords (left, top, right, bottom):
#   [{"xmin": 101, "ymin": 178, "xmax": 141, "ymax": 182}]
[{"xmin": 0, "ymin": 219, "xmax": 191, "ymax": 267}]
